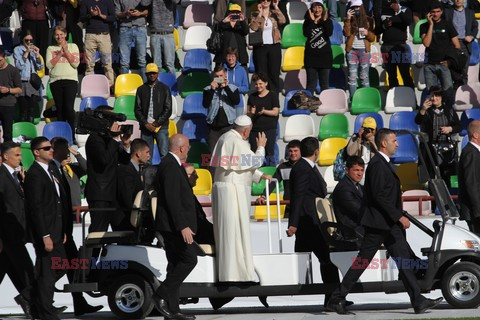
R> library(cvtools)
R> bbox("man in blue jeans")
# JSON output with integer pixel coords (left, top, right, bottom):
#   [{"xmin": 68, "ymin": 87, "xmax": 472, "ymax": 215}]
[
  {"xmin": 115, "ymin": 0, "xmax": 150, "ymax": 81},
  {"xmin": 134, "ymin": 63, "xmax": 172, "ymax": 160}
]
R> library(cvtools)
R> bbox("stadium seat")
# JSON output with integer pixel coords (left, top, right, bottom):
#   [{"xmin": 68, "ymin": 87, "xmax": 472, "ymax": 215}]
[
  {"xmin": 182, "ymin": 118, "xmax": 208, "ymax": 142},
  {"xmin": 113, "ymin": 95, "xmax": 136, "ymax": 120},
  {"xmin": 0, "ymin": 30, "xmax": 14, "ymax": 54},
  {"xmin": 415, "ymin": 66, "xmax": 426, "ymax": 91},
  {"xmin": 324, "ymin": 165, "xmax": 338, "ymax": 194},
  {"xmin": 283, "ymin": 90, "xmax": 312, "ymax": 116},
  {"xmin": 43, "ymin": 122, "xmax": 73, "ymax": 145},
  {"xmin": 114, "ymin": 74, "xmax": 143, "ymax": 97},
  {"xmin": 286, "ymin": 2, "xmax": 308, "ymax": 23},
  {"xmin": 471, "ymin": 40, "xmax": 480, "ymax": 66},
  {"xmin": 253, "ymin": 193, "xmax": 285, "ymax": 220},
  {"xmin": 281, "ymin": 23, "xmax": 306, "ymax": 48},
  {"xmin": 80, "ymin": 74, "xmax": 110, "ymax": 99},
  {"xmin": 236, "ymin": 94, "xmax": 246, "ymax": 117},
  {"xmin": 79, "ymin": 96, "xmax": 108, "ymax": 112},
  {"xmin": 193, "ymin": 168, "xmax": 212, "ymax": 195},
  {"xmin": 461, "ymin": 135, "xmax": 469, "ymax": 149},
  {"xmin": 13, "ymin": 122, "xmax": 37, "ymax": 147},
  {"xmin": 187, "ymin": 141, "xmax": 210, "ymax": 166},
  {"xmin": 350, "ymin": 87, "xmax": 381, "ymax": 114},
  {"xmin": 183, "ymin": 26, "xmax": 211, "ymax": 51},
  {"xmin": 318, "ymin": 138, "xmax": 348, "ymax": 166},
  {"xmin": 283, "ymin": 114, "xmax": 315, "ymax": 142},
  {"xmin": 181, "ymin": 0, "xmax": 208, "ymax": 7},
  {"xmin": 182, "ymin": 93, "xmax": 208, "ymax": 119},
  {"xmin": 384, "ymin": 86, "xmax": 417, "ymax": 113},
  {"xmin": 183, "ymin": 3, "xmax": 213, "ymax": 28},
  {"xmin": 330, "ymin": 19, "xmax": 343, "ymax": 45},
  {"xmin": 21, "ymin": 147, "xmax": 34, "ymax": 170},
  {"xmin": 468, "ymin": 64, "xmax": 479, "ymax": 84},
  {"xmin": 389, "ymin": 111, "xmax": 420, "ymax": 132},
  {"xmin": 396, "ymin": 163, "xmax": 424, "ymax": 191},
  {"xmin": 370, "ymin": 43, "xmax": 381, "ymax": 68},
  {"xmin": 118, "ymin": 119, "xmax": 141, "ymax": 140},
  {"xmin": 282, "ymin": 47, "xmax": 305, "ymax": 72},
  {"xmin": 324, "ymin": 68, "xmax": 346, "ymax": 91},
  {"xmin": 390, "ymin": 134, "xmax": 418, "ymax": 164},
  {"xmin": 385, "ymin": 65, "xmax": 414, "ymax": 87},
  {"xmin": 183, "ymin": 49, "xmax": 212, "ymax": 73},
  {"xmin": 37, "ymin": 55, "xmax": 45, "ymax": 78},
  {"xmin": 158, "ymin": 72, "xmax": 178, "ymax": 96},
  {"xmin": 152, "ymin": 145, "xmax": 161, "ymax": 165},
  {"xmin": 413, "ymin": 19, "xmax": 427, "ymax": 44},
  {"xmin": 318, "ymin": 114, "xmax": 349, "ymax": 140},
  {"xmin": 402, "ymin": 190, "xmax": 432, "ymax": 216},
  {"xmin": 248, "ymin": 52, "xmax": 255, "ymax": 73},
  {"xmin": 180, "ymin": 72, "xmax": 211, "ymax": 98},
  {"xmin": 353, "ymin": 112, "xmax": 384, "ymax": 133},
  {"xmin": 282, "ymin": 69, "xmax": 307, "ymax": 95},
  {"xmin": 460, "ymin": 109, "xmax": 480, "ymax": 136},
  {"xmin": 170, "ymin": 95, "xmax": 179, "ymax": 119},
  {"xmin": 454, "ymin": 84, "xmax": 480, "ymax": 111},
  {"xmin": 331, "ymin": 45, "xmax": 345, "ymax": 69},
  {"xmin": 317, "ymin": 89, "xmax": 348, "ymax": 115},
  {"xmin": 414, "ymin": 44, "xmax": 427, "ymax": 67},
  {"xmin": 168, "ymin": 119, "xmax": 177, "ymax": 138},
  {"xmin": 46, "ymin": 82, "xmax": 53, "ymax": 101},
  {"xmin": 251, "ymin": 166, "xmax": 281, "ymax": 196}
]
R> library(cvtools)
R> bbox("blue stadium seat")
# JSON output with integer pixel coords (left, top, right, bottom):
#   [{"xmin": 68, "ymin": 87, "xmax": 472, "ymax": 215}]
[
  {"xmin": 391, "ymin": 134, "xmax": 418, "ymax": 164},
  {"xmin": 461, "ymin": 135, "xmax": 469, "ymax": 150},
  {"xmin": 158, "ymin": 72, "xmax": 179, "ymax": 96},
  {"xmin": 329, "ymin": 20, "xmax": 343, "ymax": 45},
  {"xmin": 460, "ymin": 109, "xmax": 480, "ymax": 136},
  {"xmin": 174, "ymin": 8, "xmax": 180, "ymax": 28},
  {"xmin": 248, "ymin": 52, "xmax": 255, "ymax": 73},
  {"xmin": 271, "ymin": 143, "xmax": 280, "ymax": 166},
  {"xmin": 181, "ymin": 93, "xmax": 208, "ymax": 119},
  {"xmin": 283, "ymin": 90, "xmax": 312, "ymax": 117},
  {"xmin": 183, "ymin": 49, "xmax": 212, "ymax": 73},
  {"xmin": 152, "ymin": 145, "xmax": 161, "ymax": 165},
  {"xmin": 79, "ymin": 97, "xmax": 108, "ymax": 112},
  {"xmin": 327, "ymin": 68, "xmax": 347, "ymax": 91},
  {"xmin": 0, "ymin": 30, "xmax": 14, "ymax": 55},
  {"xmin": 43, "ymin": 122, "xmax": 73, "ymax": 145},
  {"xmin": 353, "ymin": 112, "xmax": 384, "ymax": 133},
  {"xmin": 236, "ymin": 94, "xmax": 245, "ymax": 117},
  {"xmin": 470, "ymin": 40, "xmax": 480, "ymax": 66},
  {"xmin": 389, "ymin": 111, "xmax": 420, "ymax": 132},
  {"xmin": 182, "ymin": 119, "xmax": 208, "ymax": 142}
]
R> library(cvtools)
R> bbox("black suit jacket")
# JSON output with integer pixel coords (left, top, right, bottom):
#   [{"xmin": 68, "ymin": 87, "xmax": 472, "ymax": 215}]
[
  {"xmin": 51, "ymin": 161, "xmax": 74, "ymax": 236},
  {"xmin": 134, "ymin": 81, "xmax": 172, "ymax": 134},
  {"xmin": 331, "ymin": 175, "xmax": 365, "ymax": 239},
  {"xmin": 24, "ymin": 161, "xmax": 65, "ymax": 245},
  {"xmin": 459, "ymin": 142, "xmax": 480, "ymax": 221},
  {"xmin": 445, "ymin": 7, "xmax": 478, "ymax": 54},
  {"xmin": 155, "ymin": 153, "xmax": 197, "ymax": 233},
  {"xmin": 288, "ymin": 158, "xmax": 327, "ymax": 228},
  {"xmin": 361, "ymin": 154, "xmax": 403, "ymax": 231},
  {"xmin": 0, "ymin": 165, "xmax": 28, "ymax": 244},
  {"xmin": 117, "ymin": 161, "xmax": 144, "ymax": 214}
]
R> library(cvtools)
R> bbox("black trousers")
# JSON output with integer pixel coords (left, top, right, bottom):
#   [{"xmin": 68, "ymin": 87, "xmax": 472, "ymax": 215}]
[
  {"xmin": 18, "ymin": 95, "xmax": 36, "ymax": 122},
  {"xmin": 253, "ymin": 43, "xmax": 282, "ymax": 93},
  {"xmin": 156, "ymin": 231, "xmax": 197, "ymax": 313},
  {"xmin": 49, "ymin": 80, "xmax": 78, "ymax": 139},
  {"xmin": 207, "ymin": 125, "xmax": 232, "ymax": 154},
  {"xmin": 0, "ymin": 105, "xmax": 16, "ymax": 141},
  {"xmin": 306, "ymin": 67, "xmax": 330, "ymax": 93},
  {"xmin": 22, "ymin": 20, "xmax": 49, "ymax": 62},
  {"xmin": 295, "ymin": 216, "xmax": 340, "ymax": 303},
  {"xmin": 63, "ymin": 234, "xmax": 90, "ymax": 308},
  {"xmin": 249, "ymin": 128, "xmax": 277, "ymax": 166},
  {"xmin": 88, "ymin": 200, "xmax": 118, "ymax": 233},
  {"xmin": 467, "ymin": 217, "xmax": 480, "ymax": 236},
  {"xmin": 330, "ymin": 224, "xmax": 425, "ymax": 308},
  {"xmin": 34, "ymin": 242, "xmax": 67, "ymax": 320},
  {"xmin": 381, "ymin": 43, "xmax": 414, "ymax": 88}
]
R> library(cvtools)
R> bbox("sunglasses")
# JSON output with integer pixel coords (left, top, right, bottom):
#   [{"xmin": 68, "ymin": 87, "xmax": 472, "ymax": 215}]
[
  {"xmin": 36, "ymin": 146, "xmax": 52, "ymax": 151},
  {"xmin": 24, "ymin": 39, "xmax": 33, "ymax": 43}
]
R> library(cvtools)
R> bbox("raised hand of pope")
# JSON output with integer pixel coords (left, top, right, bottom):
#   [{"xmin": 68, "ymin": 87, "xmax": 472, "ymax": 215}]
[{"xmin": 256, "ymin": 132, "xmax": 267, "ymax": 148}]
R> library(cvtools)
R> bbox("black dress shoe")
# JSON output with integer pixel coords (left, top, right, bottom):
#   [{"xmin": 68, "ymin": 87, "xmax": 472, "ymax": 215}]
[
  {"xmin": 345, "ymin": 300, "xmax": 354, "ymax": 306},
  {"xmin": 165, "ymin": 312, "xmax": 196, "ymax": 320},
  {"xmin": 74, "ymin": 304, "xmax": 103, "ymax": 316},
  {"xmin": 325, "ymin": 299, "xmax": 349, "ymax": 315},
  {"xmin": 14, "ymin": 295, "xmax": 33, "ymax": 320},
  {"xmin": 54, "ymin": 306, "xmax": 68, "ymax": 314},
  {"xmin": 414, "ymin": 297, "xmax": 443, "ymax": 314},
  {"xmin": 152, "ymin": 295, "xmax": 172, "ymax": 317}
]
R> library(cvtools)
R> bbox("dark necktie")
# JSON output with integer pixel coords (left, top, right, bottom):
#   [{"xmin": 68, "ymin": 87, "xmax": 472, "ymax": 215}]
[
  {"xmin": 139, "ymin": 164, "xmax": 145, "ymax": 183},
  {"xmin": 356, "ymin": 183, "xmax": 363, "ymax": 197},
  {"xmin": 12, "ymin": 172, "xmax": 24, "ymax": 193}
]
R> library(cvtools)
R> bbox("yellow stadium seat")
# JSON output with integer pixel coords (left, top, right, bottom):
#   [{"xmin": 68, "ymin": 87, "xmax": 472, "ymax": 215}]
[
  {"xmin": 37, "ymin": 55, "xmax": 45, "ymax": 78},
  {"xmin": 396, "ymin": 163, "xmax": 426, "ymax": 191},
  {"xmin": 385, "ymin": 66, "xmax": 414, "ymax": 87},
  {"xmin": 168, "ymin": 119, "xmax": 177, "ymax": 137},
  {"xmin": 193, "ymin": 168, "xmax": 212, "ymax": 195},
  {"xmin": 318, "ymin": 137, "xmax": 348, "ymax": 166},
  {"xmin": 114, "ymin": 74, "xmax": 143, "ymax": 97},
  {"xmin": 174, "ymin": 28, "xmax": 180, "ymax": 51},
  {"xmin": 253, "ymin": 193, "xmax": 285, "ymax": 221},
  {"xmin": 282, "ymin": 46, "xmax": 304, "ymax": 72}
]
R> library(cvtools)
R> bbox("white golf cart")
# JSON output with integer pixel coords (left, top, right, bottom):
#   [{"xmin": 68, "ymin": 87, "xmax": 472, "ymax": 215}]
[{"xmin": 65, "ymin": 131, "xmax": 480, "ymax": 319}]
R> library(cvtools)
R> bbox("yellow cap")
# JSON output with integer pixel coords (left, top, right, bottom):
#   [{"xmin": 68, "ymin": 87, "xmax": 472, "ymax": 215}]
[
  {"xmin": 146, "ymin": 63, "xmax": 159, "ymax": 73},
  {"xmin": 228, "ymin": 3, "xmax": 242, "ymax": 11},
  {"xmin": 362, "ymin": 117, "xmax": 377, "ymax": 129}
]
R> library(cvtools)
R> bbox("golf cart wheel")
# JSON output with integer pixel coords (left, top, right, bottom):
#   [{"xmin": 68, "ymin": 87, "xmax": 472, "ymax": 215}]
[
  {"xmin": 108, "ymin": 274, "xmax": 154, "ymax": 319},
  {"xmin": 441, "ymin": 262, "xmax": 480, "ymax": 308}
]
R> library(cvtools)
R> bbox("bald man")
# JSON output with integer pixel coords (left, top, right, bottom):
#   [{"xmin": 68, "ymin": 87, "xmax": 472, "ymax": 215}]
[
  {"xmin": 459, "ymin": 120, "xmax": 480, "ymax": 235},
  {"xmin": 152, "ymin": 134, "xmax": 198, "ymax": 320}
]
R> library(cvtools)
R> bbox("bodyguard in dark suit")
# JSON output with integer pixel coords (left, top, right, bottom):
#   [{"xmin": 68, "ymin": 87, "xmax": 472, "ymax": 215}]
[
  {"xmin": 287, "ymin": 137, "xmax": 340, "ymax": 306},
  {"xmin": 459, "ymin": 120, "xmax": 480, "ymax": 234},
  {"xmin": 117, "ymin": 139, "xmax": 151, "ymax": 230},
  {"xmin": 152, "ymin": 134, "xmax": 198, "ymax": 320},
  {"xmin": 0, "ymin": 142, "xmax": 36, "ymax": 319},
  {"xmin": 327, "ymin": 129, "xmax": 442, "ymax": 314},
  {"xmin": 24, "ymin": 137, "xmax": 66, "ymax": 320},
  {"xmin": 331, "ymin": 156, "xmax": 366, "ymax": 242}
]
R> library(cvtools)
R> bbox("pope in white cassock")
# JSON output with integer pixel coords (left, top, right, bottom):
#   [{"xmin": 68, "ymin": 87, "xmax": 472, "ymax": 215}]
[{"xmin": 210, "ymin": 115, "xmax": 271, "ymax": 282}]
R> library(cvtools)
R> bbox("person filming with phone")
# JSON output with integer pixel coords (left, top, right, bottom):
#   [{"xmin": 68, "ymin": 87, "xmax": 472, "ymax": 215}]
[
  {"xmin": 346, "ymin": 116, "xmax": 378, "ymax": 165},
  {"xmin": 203, "ymin": 64, "xmax": 240, "ymax": 153}
]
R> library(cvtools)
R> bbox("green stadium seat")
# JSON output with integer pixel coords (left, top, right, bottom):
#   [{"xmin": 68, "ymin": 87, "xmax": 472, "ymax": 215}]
[
  {"xmin": 281, "ymin": 23, "xmax": 306, "ymax": 49},
  {"xmin": 251, "ymin": 166, "xmax": 283, "ymax": 196},
  {"xmin": 180, "ymin": 72, "xmax": 211, "ymax": 98},
  {"xmin": 331, "ymin": 45, "xmax": 345, "ymax": 69},
  {"xmin": 318, "ymin": 114, "xmax": 349, "ymax": 140},
  {"xmin": 13, "ymin": 122, "xmax": 38, "ymax": 148},
  {"xmin": 186, "ymin": 141, "xmax": 210, "ymax": 166},
  {"xmin": 350, "ymin": 87, "xmax": 381, "ymax": 115},
  {"xmin": 20, "ymin": 147, "xmax": 34, "ymax": 170},
  {"xmin": 114, "ymin": 95, "xmax": 136, "ymax": 120},
  {"xmin": 413, "ymin": 19, "xmax": 427, "ymax": 45}
]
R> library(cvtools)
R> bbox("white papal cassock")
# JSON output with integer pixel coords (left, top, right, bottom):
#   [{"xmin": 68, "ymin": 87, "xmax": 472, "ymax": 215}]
[{"xmin": 211, "ymin": 129, "xmax": 265, "ymax": 282}]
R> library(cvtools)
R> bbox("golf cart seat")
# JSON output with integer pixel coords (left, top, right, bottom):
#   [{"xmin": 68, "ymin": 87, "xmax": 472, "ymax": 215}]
[
  {"xmin": 85, "ymin": 231, "xmax": 136, "ymax": 245},
  {"xmin": 316, "ymin": 197, "xmax": 359, "ymax": 252}
]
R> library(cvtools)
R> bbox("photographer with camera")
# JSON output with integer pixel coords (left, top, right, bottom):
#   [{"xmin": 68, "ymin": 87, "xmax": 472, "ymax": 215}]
[
  {"xmin": 84, "ymin": 105, "xmax": 131, "ymax": 233},
  {"xmin": 346, "ymin": 117, "xmax": 378, "ymax": 165},
  {"xmin": 415, "ymin": 86, "xmax": 461, "ymax": 187},
  {"xmin": 203, "ymin": 64, "xmax": 240, "ymax": 153}
]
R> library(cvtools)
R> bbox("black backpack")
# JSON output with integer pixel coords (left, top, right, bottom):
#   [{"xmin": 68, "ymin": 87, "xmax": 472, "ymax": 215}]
[{"xmin": 206, "ymin": 23, "xmax": 223, "ymax": 54}]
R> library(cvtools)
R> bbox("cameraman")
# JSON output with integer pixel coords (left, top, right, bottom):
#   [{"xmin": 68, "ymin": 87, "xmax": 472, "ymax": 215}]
[
  {"xmin": 85, "ymin": 106, "xmax": 131, "ymax": 233},
  {"xmin": 203, "ymin": 64, "xmax": 240, "ymax": 153},
  {"xmin": 346, "ymin": 117, "xmax": 378, "ymax": 165}
]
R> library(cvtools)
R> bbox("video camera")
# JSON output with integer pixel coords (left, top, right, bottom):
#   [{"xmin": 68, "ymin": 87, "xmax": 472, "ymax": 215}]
[{"xmin": 76, "ymin": 108, "xmax": 133, "ymax": 136}]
